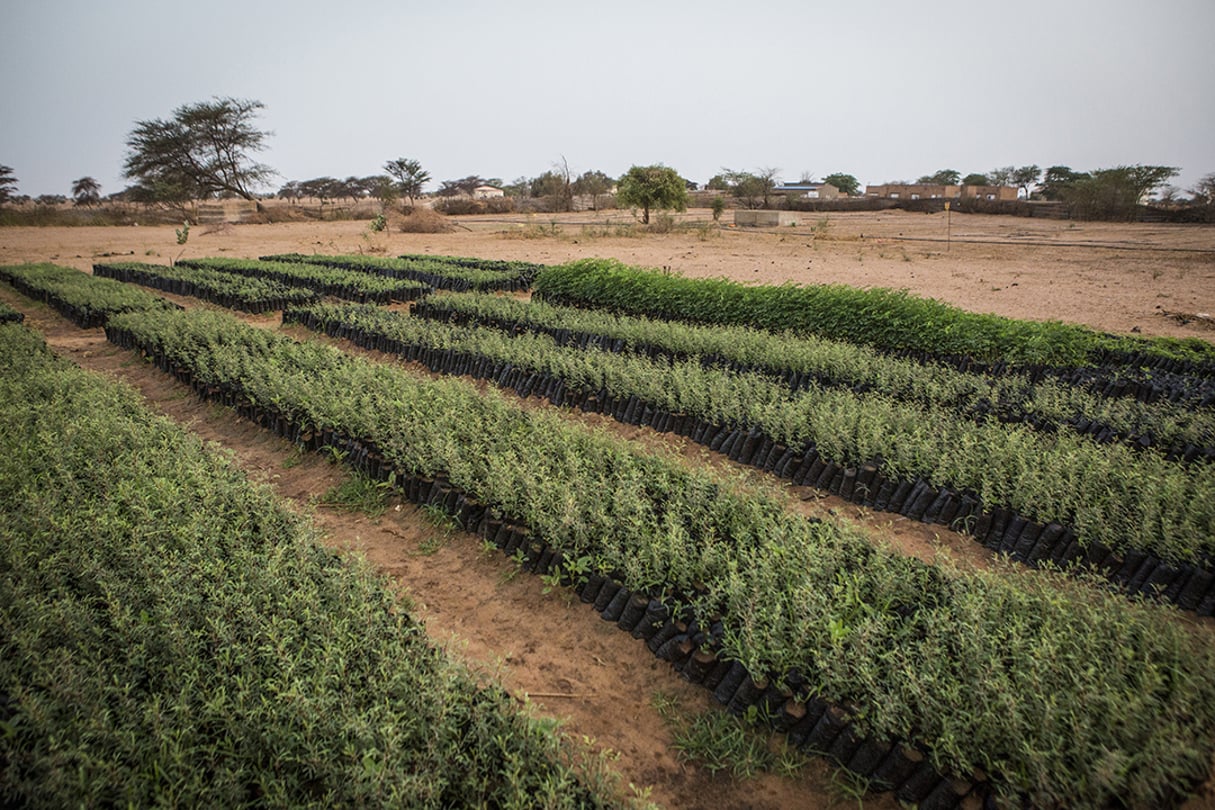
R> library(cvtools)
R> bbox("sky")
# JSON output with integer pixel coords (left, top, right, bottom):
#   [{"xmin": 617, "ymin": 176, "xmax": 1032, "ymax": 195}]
[{"xmin": 2, "ymin": 0, "xmax": 1213, "ymax": 198}]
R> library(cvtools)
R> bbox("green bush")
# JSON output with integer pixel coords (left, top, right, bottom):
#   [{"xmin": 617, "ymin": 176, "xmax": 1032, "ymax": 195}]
[
  {"xmin": 532, "ymin": 259, "xmax": 1215, "ymax": 367},
  {"xmin": 0, "ymin": 322, "xmax": 616, "ymax": 809},
  {"xmin": 290, "ymin": 301, "xmax": 1215, "ymax": 567},
  {"xmin": 106, "ymin": 308, "xmax": 1215, "ymax": 807}
]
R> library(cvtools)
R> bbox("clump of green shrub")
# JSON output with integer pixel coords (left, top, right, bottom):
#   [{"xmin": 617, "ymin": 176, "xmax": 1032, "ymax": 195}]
[{"xmin": 0, "ymin": 322, "xmax": 619, "ymax": 809}]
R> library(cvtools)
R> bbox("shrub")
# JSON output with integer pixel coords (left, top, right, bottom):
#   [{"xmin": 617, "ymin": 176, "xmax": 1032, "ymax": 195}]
[{"xmin": 396, "ymin": 207, "xmax": 454, "ymax": 233}]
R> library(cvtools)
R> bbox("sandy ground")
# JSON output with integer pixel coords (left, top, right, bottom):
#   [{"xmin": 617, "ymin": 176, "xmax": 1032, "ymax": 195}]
[
  {"xmin": 3, "ymin": 208, "xmax": 1214, "ymax": 341},
  {"xmin": 4, "ymin": 211, "xmax": 1215, "ymax": 808}
]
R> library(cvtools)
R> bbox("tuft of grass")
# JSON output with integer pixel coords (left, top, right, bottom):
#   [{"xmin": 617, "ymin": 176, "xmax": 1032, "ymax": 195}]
[
  {"xmin": 415, "ymin": 503, "xmax": 457, "ymax": 554},
  {"xmin": 316, "ymin": 474, "xmax": 390, "ymax": 518},
  {"xmin": 281, "ymin": 447, "xmax": 304, "ymax": 469},
  {"xmin": 651, "ymin": 691, "xmax": 803, "ymax": 780}
]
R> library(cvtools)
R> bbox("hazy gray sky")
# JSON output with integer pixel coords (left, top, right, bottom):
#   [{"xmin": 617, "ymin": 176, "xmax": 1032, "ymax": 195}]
[{"xmin": 3, "ymin": 0, "xmax": 1212, "ymax": 197}]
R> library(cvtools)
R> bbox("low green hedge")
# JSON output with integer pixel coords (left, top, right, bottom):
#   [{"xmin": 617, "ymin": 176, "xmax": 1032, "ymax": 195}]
[
  {"xmin": 106, "ymin": 308, "xmax": 1215, "ymax": 808},
  {"xmin": 0, "ymin": 262, "xmax": 175, "ymax": 327},
  {"xmin": 288, "ymin": 302, "xmax": 1215, "ymax": 568},
  {"xmin": 0, "ymin": 322, "xmax": 616, "ymax": 809},
  {"xmin": 532, "ymin": 258, "xmax": 1215, "ymax": 368}
]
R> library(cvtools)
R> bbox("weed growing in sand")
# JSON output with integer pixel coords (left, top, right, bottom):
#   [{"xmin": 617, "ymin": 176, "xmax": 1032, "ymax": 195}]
[
  {"xmin": 651, "ymin": 691, "xmax": 804, "ymax": 780},
  {"xmin": 316, "ymin": 473, "xmax": 390, "ymax": 518}
]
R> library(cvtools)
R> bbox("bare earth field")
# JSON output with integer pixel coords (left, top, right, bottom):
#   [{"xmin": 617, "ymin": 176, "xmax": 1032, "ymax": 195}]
[
  {"xmin": 3, "ymin": 207, "xmax": 1214, "ymax": 340},
  {"xmin": 3, "ymin": 210, "xmax": 1215, "ymax": 808}
]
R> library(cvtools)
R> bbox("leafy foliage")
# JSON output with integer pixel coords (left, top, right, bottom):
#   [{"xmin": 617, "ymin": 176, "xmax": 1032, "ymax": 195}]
[
  {"xmin": 101, "ymin": 307, "xmax": 1215, "ymax": 807},
  {"xmin": 383, "ymin": 157, "xmax": 429, "ymax": 206},
  {"xmin": 411, "ymin": 291, "xmax": 1215, "ymax": 455},
  {"xmin": 93, "ymin": 261, "xmax": 319, "ymax": 314},
  {"xmin": 821, "ymin": 172, "xmax": 860, "ymax": 196},
  {"xmin": 0, "ymin": 322, "xmax": 617, "ymax": 809},
  {"xmin": 0, "ymin": 262, "xmax": 177, "ymax": 327},
  {"xmin": 70, "ymin": 176, "xmax": 101, "ymax": 207},
  {"xmin": 0, "ymin": 301, "xmax": 24, "ymax": 323},
  {"xmin": 261, "ymin": 252, "xmax": 540, "ymax": 292},
  {"xmin": 122, "ymin": 97, "xmax": 274, "ymax": 201},
  {"xmin": 531, "ymin": 258, "xmax": 1215, "ymax": 367},
  {"xmin": 291, "ymin": 300, "xmax": 1215, "ymax": 567},
  {"xmin": 917, "ymin": 169, "xmax": 960, "ymax": 186},
  {"xmin": 175, "ymin": 257, "xmax": 430, "ymax": 304},
  {"xmin": 1011, "ymin": 165, "xmax": 1041, "ymax": 198},
  {"xmin": 1189, "ymin": 172, "xmax": 1215, "ymax": 206},
  {"xmin": 1060, "ymin": 165, "xmax": 1180, "ymax": 220},
  {"xmin": 572, "ymin": 170, "xmax": 615, "ymax": 210},
  {"xmin": 616, "ymin": 165, "xmax": 688, "ymax": 224},
  {"xmin": 720, "ymin": 167, "xmax": 778, "ymax": 209},
  {"xmin": 0, "ymin": 164, "xmax": 17, "ymax": 206}
]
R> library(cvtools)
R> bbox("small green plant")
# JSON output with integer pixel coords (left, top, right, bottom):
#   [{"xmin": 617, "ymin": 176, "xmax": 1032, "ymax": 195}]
[
  {"xmin": 370, "ymin": 213, "xmax": 388, "ymax": 232},
  {"xmin": 415, "ymin": 503, "xmax": 456, "ymax": 555},
  {"xmin": 419, "ymin": 501, "xmax": 457, "ymax": 532},
  {"xmin": 416, "ymin": 533, "xmax": 447, "ymax": 555},
  {"xmin": 711, "ymin": 196, "xmax": 726, "ymax": 222},
  {"xmin": 651, "ymin": 691, "xmax": 795, "ymax": 779},
  {"xmin": 827, "ymin": 767, "xmax": 872, "ymax": 808},
  {"xmin": 175, "ymin": 221, "xmax": 190, "ymax": 245},
  {"xmin": 316, "ymin": 474, "xmax": 390, "ymax": 518}
]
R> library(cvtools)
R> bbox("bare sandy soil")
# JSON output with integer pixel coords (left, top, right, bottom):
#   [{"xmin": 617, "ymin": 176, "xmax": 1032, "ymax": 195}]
[
  {"xmin": 3, "ymin": 207, "xmax": 1214, "ymax": 341},
  {"xmin": 4, "ymin": 212, "xmax": 1215, "ymax": 808}
]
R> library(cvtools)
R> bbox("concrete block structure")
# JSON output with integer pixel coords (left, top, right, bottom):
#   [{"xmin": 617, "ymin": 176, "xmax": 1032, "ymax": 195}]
[
  {"xmin": 734, "ymin": 210, "xmax": 799, "ymax": 227},
  {"xmin": 773, "ymin": 182, "xmax": 841, "ymax": 200},
  {"xmin": 865, "ymin": 184, "xmax": 961, "ymax": 200}
]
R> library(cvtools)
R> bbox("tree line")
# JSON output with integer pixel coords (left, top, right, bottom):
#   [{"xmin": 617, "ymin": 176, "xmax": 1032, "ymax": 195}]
[{"xmin": 3, "ymin": 96, "xmax": 1214, "ymax": 223}]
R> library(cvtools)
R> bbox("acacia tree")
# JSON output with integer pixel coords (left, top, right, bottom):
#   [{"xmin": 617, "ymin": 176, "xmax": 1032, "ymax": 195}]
[
  {"xmin": 572, "ymin": 170, "xmax": 614, "ymax": 211},
  {"xmin": 617, "ymin": 164, "xmax": 687, "ymax": 224},
  {"xmin": 1189, "ymin": 173, "xmax": 1215, "ymax": 206},
  {"xmin": 723, "ymin": 167, "xmax": 779, "ymax": 209},
  {"xmin": 1011, "ymin": 165, "xmax": 1041, "ymax": 199},
  {"xmin": 988, "ymin": 166, "xmax": 1016, "ymax": 187},
  {"xmin": 0, "ymin": 165, "xmax": 17, "ymax": 206},
  {"xmin": 277, "ymin": 180, "xmax": 303, "ymax": 205},
  {"xmin": 123, "ymin": 97, "xmax": 274, "ymax": 203},
  {"xmin": 1060, "ymin": 165, "xmax": 1178, "ymax": 220},
  {"xmin": 527, "ymin": 157, "xmax": 573, "ymax": 212},
  {"xmin": 822, "ymin": 172, "xmax": 860, "ymax": 196},
  {"xmin": 917, "ymin": 169, "xmax": 960, "ymax": 185},
  {"xmin": 71, "ymin": 176, "xmax": 101, "ymax": 206},
  {"xmin": 299, "ymin": 177, "xmax": 342, "ymax": 204},
  {"xmin": 961, "ymin": 172, "xmax": 990, "ymax": 186},
  {"xmin": 438, "ymin": 175, "xmax": 486, "ymax": 197},
  {"xmin": 1038, "ymin": 166, "xmax": 1088, "ymax": 200},
  {"xmin": 384, "ymin": 158, "xmax": 429, "ymax": 206}
]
